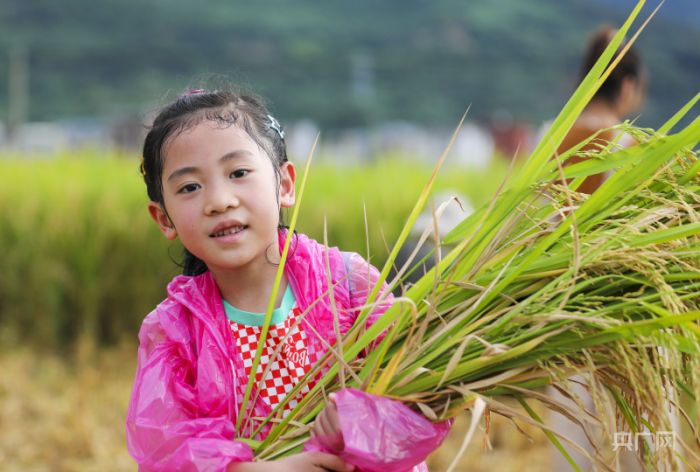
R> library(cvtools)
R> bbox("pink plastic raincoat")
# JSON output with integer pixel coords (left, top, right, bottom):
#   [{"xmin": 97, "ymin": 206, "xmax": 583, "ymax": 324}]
[{"xmin": 126, "ymin": 231, "xmax": 450, "ymax": 471}]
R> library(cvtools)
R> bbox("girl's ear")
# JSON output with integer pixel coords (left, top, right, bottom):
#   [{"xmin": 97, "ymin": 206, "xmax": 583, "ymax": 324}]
[
  {"xmin": 278, "ymin": 161, "xmax": 296, "ymax": 208},
  {"xmin": 148, "ymin": 202, "xmax": 178, "ymax": 240}
]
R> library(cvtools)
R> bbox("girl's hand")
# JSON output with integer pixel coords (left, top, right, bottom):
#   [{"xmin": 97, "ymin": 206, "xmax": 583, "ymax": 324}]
[
  {"xmin": 230, "ymin": 452, "xmax": 354, "ymax": 471},
  {"xmin": 311, "ymin": 393, "xmax": 345, "ymax": 452}
]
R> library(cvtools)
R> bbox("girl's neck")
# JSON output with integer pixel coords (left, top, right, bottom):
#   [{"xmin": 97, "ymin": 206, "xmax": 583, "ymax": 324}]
[
  {"xmin": 583, "ymin": 99, "xmax": 622, "ymax": 123},
  {"xmin": 210, "ymin": 256, "xmax": 287, "ymax": 313}
]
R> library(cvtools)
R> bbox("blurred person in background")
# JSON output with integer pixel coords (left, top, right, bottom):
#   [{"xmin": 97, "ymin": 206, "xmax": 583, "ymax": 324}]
[{"xmin": 557, "ymin": 25, "xmax": 645, "ymax": 194}]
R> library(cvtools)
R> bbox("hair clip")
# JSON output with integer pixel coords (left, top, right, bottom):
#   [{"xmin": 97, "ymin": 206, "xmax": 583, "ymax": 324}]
[
  {"xmin": 179, "ymin": 88, "xmax": 208, "ymax": 99},
  {"xmin": 267, "ymin": 114, "xmax": 285, "ymax": 140}
]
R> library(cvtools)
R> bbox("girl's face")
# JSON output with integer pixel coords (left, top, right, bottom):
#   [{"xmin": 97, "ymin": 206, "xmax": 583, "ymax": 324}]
[{"xmin": 148, "ymin": 121, "xmax": 296, "ymax": 275}]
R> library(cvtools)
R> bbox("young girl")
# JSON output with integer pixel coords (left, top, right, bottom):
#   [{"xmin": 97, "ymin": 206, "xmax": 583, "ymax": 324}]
[{"xmin": 126, "ymin": 89, "xmax": 450, "ymax": 471}]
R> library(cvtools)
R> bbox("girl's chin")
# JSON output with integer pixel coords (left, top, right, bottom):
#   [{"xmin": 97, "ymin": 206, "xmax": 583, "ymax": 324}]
[{"xmin": 207, "ymin": 253, "xmax": 271, "ymax": 273}]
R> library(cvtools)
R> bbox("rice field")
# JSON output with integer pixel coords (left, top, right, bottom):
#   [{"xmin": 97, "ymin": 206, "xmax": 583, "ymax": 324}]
[
  {"xmin": 0, "ymin": 153, "xmax": 509, "ymax": 351},
  {"xmin": 2, "ymin": 142, "xmax": 699, "ymax": 468},
  {"xmin": 3, "ymin": 146, "xmax": 697, "ymax": 469},
  {"xmin": 2, "ymin": 27, "xmax": 698, "ymax": 464},
  {"xmin": 2, "ymin": 118, "xmax": 699, "ymax": 470}
]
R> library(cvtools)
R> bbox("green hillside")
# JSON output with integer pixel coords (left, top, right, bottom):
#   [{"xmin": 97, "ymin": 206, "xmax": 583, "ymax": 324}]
[{"xmin": 0, "ymin": 0, "xmax": 698, "ymax": 128}]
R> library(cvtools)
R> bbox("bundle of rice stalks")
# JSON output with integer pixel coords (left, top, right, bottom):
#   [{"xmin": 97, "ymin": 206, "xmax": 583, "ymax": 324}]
[
  {"xmin": 251, "ymin": 115, "xmax": 699, "ymax": 468},
  {"xmin": 237, "ymin": 1, "xmax": 700, "ymax": 468}
]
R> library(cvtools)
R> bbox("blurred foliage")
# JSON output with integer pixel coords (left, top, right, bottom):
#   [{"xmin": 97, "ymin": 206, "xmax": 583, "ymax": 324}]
[
  {"xmin": 0, "ymin": 152, "xmax": 508, "ymax": 351},
  {"xmin": 0, "ymin": 155, "xmax": 172, "ymax": 351},
  {"xmin": 0, "ymin": 0, "xmax": 698, "ymax": 127}
]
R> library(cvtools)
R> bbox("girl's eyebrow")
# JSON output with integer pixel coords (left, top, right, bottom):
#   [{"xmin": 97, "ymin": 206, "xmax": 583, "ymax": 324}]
[
  {"xmin": 219, "ymin": 149, "xmax": 253, "ymax": 164},
  {"xmin": 167, "ymin": 150, "xmax": 254, "ymax": 183}
]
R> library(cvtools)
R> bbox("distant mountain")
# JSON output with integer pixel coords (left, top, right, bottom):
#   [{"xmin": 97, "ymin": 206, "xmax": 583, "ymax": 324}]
[
  {"xmin": 592, "ymin": 0, "xmax": 700, "ymax": 26},
  {"xmin": 0, "ymin": 0, "xmax": 697, "ymax": 129}
]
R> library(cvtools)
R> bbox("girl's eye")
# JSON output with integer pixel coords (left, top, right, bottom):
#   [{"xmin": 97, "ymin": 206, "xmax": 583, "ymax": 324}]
[
  {"xmin": 178, "ymin": 183, "xmax": 200, "ymax": 194},
  {"xmin": 231, "ymin": 169, "xmax": 249, "ymax": 179}
]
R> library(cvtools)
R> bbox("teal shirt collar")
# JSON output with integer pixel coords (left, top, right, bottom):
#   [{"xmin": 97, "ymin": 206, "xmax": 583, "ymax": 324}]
[{"xmin": 223, "ymin": 285, "xmax": 295, "ymax": 326}]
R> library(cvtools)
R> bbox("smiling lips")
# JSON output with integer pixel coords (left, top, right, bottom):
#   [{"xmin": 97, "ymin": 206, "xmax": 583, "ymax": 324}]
[{"xmin": 210, "ymin": 222, "xmax": 248, "ymax": 238}]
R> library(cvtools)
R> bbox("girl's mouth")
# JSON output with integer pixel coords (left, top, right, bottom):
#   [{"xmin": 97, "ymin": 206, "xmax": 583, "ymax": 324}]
[{"xmin": 210, "ymin": 225, "xmax": 247, "ymax": 238}]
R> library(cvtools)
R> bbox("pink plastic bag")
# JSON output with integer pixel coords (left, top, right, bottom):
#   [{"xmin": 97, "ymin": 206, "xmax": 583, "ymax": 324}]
[{"xmin": 305, "ymin": 388, "xmax": 451, "ymax": 472}]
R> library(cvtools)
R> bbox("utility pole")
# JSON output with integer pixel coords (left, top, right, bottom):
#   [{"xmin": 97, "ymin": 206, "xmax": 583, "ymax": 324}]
[
  {"xmin": 350, "ymin": 52, "xmax": 375, "ymax": 103},
  {"xmin": 7, "ymin": 45, "xmax": 29, "ymax": 145}
]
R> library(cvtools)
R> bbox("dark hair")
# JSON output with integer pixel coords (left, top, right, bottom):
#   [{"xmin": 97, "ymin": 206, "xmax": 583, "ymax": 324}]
[
  {"xmin": 580, "ymin": 26, "xmax": 643, "ymax": 105},
  {"xmin": 141, "ymin": 88, "xmax": 289, "ymax": 276}
]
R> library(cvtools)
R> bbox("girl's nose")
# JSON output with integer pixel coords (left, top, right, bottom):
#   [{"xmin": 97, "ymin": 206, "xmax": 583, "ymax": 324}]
[{"xmin": 204, "ymin": 184, "xmax": 240, "ymax": 215}]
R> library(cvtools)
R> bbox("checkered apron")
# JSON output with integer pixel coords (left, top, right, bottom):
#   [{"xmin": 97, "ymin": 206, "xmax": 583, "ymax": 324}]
[{"xmin": 229, "ymin": 304, "xmax": 315, "ymax": 416}]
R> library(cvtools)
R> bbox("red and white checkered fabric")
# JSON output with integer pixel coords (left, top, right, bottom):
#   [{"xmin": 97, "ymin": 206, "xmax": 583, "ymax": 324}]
[{"xmin": 229, "ymin": 304, "xmax": 315, "ymax": 416}]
